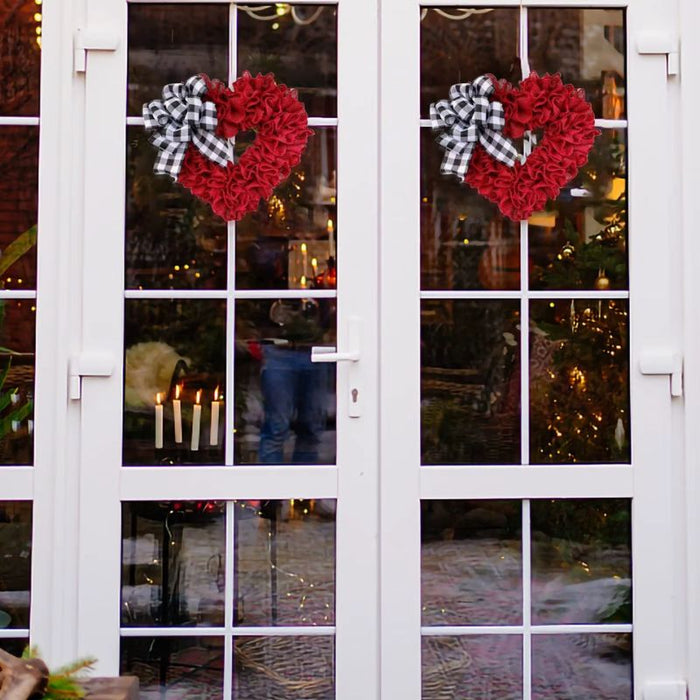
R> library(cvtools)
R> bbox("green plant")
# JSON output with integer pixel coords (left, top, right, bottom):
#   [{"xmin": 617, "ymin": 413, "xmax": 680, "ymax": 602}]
[{"xmin": 22, "ymin": 647, "xmax": 97, "ymax": 700}]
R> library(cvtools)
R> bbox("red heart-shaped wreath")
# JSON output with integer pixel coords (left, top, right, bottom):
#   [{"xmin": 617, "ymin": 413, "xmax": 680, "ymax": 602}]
[
  {"xmin": 465, "ymin": 73, "xmax": 599, "ymax": 221},
  {"xmin": 177, "ymin": 73, "xmax": 312, "ymax": 221}
]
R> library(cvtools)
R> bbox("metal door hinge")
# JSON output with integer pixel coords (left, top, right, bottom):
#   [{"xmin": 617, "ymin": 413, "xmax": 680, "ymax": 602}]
[
  {"xmin": 636, "ymin": 31, "xmax": 680, "ymax": 77},
  {"xmin": 74, "ymin": 28, "xmax": 119, "ymax": 73},
  {"xmin": 643, "ymin": 680, "xmax": 688, "ymax": 700},
  {"xmin": 69, "ymin": 352, "xmax": 115, "ymax": 400},
  {"xmin": 639, "ymin": 350, "xmax": 683, "ymax": 397}
]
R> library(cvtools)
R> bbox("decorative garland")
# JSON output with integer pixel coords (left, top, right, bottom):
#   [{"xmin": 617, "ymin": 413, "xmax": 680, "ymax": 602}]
[
  {"xmin": 143, "ymin": 72, "xmax": 312, "ymax": 222},
  {"xmin": 431, "ymin": 73, "xmax": 599, "ymax": 221}
]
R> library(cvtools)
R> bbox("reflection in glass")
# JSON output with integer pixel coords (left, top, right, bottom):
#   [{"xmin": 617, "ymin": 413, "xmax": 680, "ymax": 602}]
[
  {"xmin": 121, "ymin": 636, "xmax": 224, "ymax": 699},
  {"xmin": 237, "ymin": 5, "xmax": 337, "ymax": 118},
  {"xmin": 529, "ymin": 9, "xmax": 626, "ymax": 120},
  {"xmin": 123, "ymin": 300, "xmax": 226, "ymax": 466},
  {"xmin": 0, "ymin": 301, "xmax": 35, "ymax": 465},
  {"xmin": 0, "ymin": 0, "xmax": 41, "ymax": 116},
  {"xmin": 530, "ymin": 300, "xmax": 630, "ymax": 464},
  {"xmin": 531, "ymin": 499, "xmax": 631, "ymax": 625},
  {"xmin": 234, "ymin": 499, "xmax": 335, "ymax": 626},
  {"xmin": 0, "ymin": 127, "xmax": 38, "ymax": 290},
  {"xmin": 529, "ymin": 130, "xmax": 627, "ymax": 291},
  {"xmin": 421, "ymin": 300, "xmax": 520, "ymax": 464},
  {"xmin": 422, "ymin": 501, "xmax": 521, "ymax": 626},
  {"xmin": 0, "ymin": 639, "xmax": 28, "ymax": 656},
  {"xmin": 420, "ymin": 8, "xmax": 519, "ymax": 118},
  {"xmin": 234, "ymin": 300, "xmax": 336, "ymax": 465},
  {"xmin": 233, "ymin": 636, "xmax": 334, "ymax": 699},
  {"xmin": 420, "ymin": 130, "xmax": 520, "ymax": 291},
  {"xmin": 125, "ymin": 127, "xmax": 228, "ymax": 290},
  {"xmin": 532, "ymin": 634, "xmax": 632, "ymax": 699},
  {"xmin": 236, "ymin": 128, "xmax": 337, "ymax": 290},
  {"xmin": 121, "ymin": 502, "xmax": 225, "ymax": 628},
  {"xmin": 0, "ymin": 502, "xmax": 31, "ymax": 629},
  {"xmin": 422, "ymin": 635, "xmax": 522, "ymax": 699},
  {"xmin": 127, "ymin": 4, "xmax": 229, "ymax": 116}
]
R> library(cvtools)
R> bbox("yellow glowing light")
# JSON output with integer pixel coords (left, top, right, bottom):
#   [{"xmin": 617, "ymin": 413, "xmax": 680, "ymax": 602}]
[
  {"xmin": 463, "ymin": 238, "xmax": 470, "ymax": 245},
  {"xmin": 35, "ymin": 26, "xmax": 41, "ymax": 35},
  {"xmin": 300, "ymin": 243, "xmax": 307, "ymax": 253},
  {"xmin": 272, "ymin": 21, "xmax": 280, "ymax": 30},
  {"xmin": 34, "ymin": 12, "xmax": 42, "ymax": 21},
  {"xmin": 275, "ymin": 3, "xmax": 289, "ymax": 15},
  {"xmin": 183, "ymin": 264, "xmax": 190, "ymax": 270},
  {"xmin": 174, "ymin": 265, "xmax": 180, "ymax": 271}
]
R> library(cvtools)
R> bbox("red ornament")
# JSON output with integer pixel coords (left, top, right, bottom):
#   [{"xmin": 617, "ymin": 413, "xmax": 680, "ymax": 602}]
[
  {"xmin": 177, "ymin": 72, "xmax": 312, "ymax": 222},
  {"xmin": 465, "ymin": 73, "xmax": 599, "ymax": 222}
]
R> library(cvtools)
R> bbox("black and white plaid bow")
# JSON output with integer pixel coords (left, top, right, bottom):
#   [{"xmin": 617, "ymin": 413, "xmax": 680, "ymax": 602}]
[
  {"xmin": 143, "ymin": 75, "xmax": 232, "ymax": 179},
  {"xmin": 430, "ymin": 75, "xmax": 518, "ymax": 180}
]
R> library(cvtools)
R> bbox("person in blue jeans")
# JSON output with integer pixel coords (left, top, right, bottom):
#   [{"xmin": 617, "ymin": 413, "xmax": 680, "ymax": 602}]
[{"xmin": 258, "ymin": 298, "xmax": 332, "ymax": 464}]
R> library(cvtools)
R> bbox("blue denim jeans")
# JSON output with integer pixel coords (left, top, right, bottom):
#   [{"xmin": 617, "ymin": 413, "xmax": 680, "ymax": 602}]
[{"xmin": 259, "ymin": 345, "xmax": 329, "ymax": 464}]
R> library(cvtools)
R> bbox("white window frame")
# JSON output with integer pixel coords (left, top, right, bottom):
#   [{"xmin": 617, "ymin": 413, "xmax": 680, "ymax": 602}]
[{"xmin": 380, "ymin": 1, "xmax": 687, "ymax": 698}]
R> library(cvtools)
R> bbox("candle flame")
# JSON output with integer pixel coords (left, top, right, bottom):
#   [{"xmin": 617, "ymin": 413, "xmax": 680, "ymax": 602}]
[
  {"xmin": 300, "ymin": 275, "xmax": 307, "ymax": 288},
  {"xmin": 300, "ymin": 243, "xmax": 307, "ymax": 253},
  {"xmin": 156, "ymin": 392, "xmax": 162, "ymax": 405},
  {"xmin": 175, "ymin": 384, "xmax": 182, "ymax": 400},
  {"xmin": 214, "ymin": 386, "xmax": 219, "ymax": 401},
  {"xmin": 196, "ymin": 389, "xmax": 202, "ymax": 405},
  {"xmin": 326, "ymin": 218, "xmax": 333, "ymax": 232}
]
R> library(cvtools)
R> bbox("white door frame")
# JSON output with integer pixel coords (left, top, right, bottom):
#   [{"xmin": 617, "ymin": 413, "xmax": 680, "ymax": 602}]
[
  {"xmin": 73, "ymin": 1, "xmax": 380, "ymax": 698},
  {"xmin": 380, "ymin": 1, "xmax": 687, "ymax": 698}
]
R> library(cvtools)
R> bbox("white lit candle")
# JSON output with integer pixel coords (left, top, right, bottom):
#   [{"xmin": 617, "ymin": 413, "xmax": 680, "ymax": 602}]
[
  {"xmin": 301, "ymin": 242, "xmax": 309, "ymax": 277},
  {"xmin": 191, "ymin": 389, "xmax": 202, "ymax": 451},
  {"xmin": 327, "ymin": 218, "xmax": 335, "ymax": 259},
  {"xmin": 173, "ymin": 384, "xmax": 183, "ymax": 444},
  {"xmin": 210, "ymin": 386, "xmax": 221, "ymax": 446},
  {"xmin": 311, "ymin": 257, "xmax": 318, "ymax": 278},
  {"xmin": 155, "ymin": 393, "xmax": 164, "ymax": 449}
]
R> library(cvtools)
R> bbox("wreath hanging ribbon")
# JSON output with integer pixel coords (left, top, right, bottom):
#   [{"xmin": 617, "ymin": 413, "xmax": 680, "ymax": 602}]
[
  {"xmin": 143, "ymin": 74, "xmax": 232, "ymax": 179},
  {"xmin": 430, "ymin": 74, "xmax": 518, "ymax": 180}
]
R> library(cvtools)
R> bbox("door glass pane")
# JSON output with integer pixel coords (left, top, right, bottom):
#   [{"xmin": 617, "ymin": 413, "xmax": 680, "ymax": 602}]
[
  {"xmin": 422, "ymin": 635, "xmax": 522, "ymax": 700},
  {"xmin": 532, "ymin": 634, "xmax": 632, "ymax": 699},
  {"xmin": 0, "ymin": 300, "xmax": 35, "ymax": 465},
  {"xmin": 0, "ymin": 127, "xmax": 38, "ymax": 291},
  {"xmin": 420, "ymin": 7, "xmax": 520, "ymax": 119},
  {"xmin": 234, "ymin": 300, "xmax": 336, "ymax": 465},
  {"xmin": 121, "ymin": 636, "xmax": 225, "ymax": 698},
  {"xmin": 237, "ymin": 4, "xmax": 338, "ymax": 118},
  {"xmin": 528, "ymin": 9, "xmax": 626, "ymax": 120},
  {"xmin": 123, "ymin": 299, "xmax": 226, "ymax": 465},
  {"xmin": 233, "ymin": 636, "xmax": 335, "ymax": 699},
  {"xmin": 422, "ymin": 500, "xmax": 522, "ymax": 625},
  {"xmin": 531, "ymin": 499, "xmax": 631, "ymax": 625},
  {"xmin": 420, "ymin": 130, "xmax": 520, "ymax": 292},
  {"xmin": 121, "ymin": 502, "xmax": 226, "ymax": 628},
  {"xmin": 530, "ymin": 299, "xmax": 630, "ymax": 464},
  {"xmin": 0, "ymin": 502, "xmax": 32, "ymax": 630},
  {"xmin": 234, "ymin": 499, "xmax": 336, "ymax": 626},
  {"xmin": 125, "ymin": 127, "xmax": 228, "ymax": 291},
  {"xmin": 0, "ymin": 0, "xmax": 42, "ymax": 116},
  {"xmin": 421, "ymin": 300, "xmax": 520, "ymax": 465},
  {"xmin": 127, "ymin": 4, "xmax": 229, "ymax": 117},
  {"xmin": 529, "ymin": 130, "xmax": 627, "ymax": 291},
  {"xmin": 236, "ymin": 128, "xmax": 337, "ymax": 291}
]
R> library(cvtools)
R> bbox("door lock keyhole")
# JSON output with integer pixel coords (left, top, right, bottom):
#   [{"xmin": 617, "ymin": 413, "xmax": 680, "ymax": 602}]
[{"xmin": 351, "ymin": 388, "xmax": 359, "ymax": 403}]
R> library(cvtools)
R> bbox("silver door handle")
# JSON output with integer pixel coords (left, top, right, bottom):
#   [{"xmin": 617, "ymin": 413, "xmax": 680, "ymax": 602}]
[{"xmin": 311, "ymin": 316, "xmax": 361, "ymax": 364}]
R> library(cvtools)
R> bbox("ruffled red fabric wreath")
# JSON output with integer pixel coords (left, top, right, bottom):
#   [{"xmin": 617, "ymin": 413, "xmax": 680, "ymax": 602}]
[
  {"xmin": 177, "ymin": 72, "xmax": 312, "ymax": 221},
  {"xmin": 464, "ymin": 73, "xmax": 599, "ymax": 221}
]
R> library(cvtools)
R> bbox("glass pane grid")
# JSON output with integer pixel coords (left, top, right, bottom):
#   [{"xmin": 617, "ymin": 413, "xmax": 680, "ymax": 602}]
[
  {"xmin": 421, "ymin": 498, "xmax": 632, "ymax": 699},
  {"xmin": 120, "ymin": 499, "xmax": 336, "ymax": 697},
  {"xmin": 420, "ymin": 5, "xmax": 629, "ymax": 469}
]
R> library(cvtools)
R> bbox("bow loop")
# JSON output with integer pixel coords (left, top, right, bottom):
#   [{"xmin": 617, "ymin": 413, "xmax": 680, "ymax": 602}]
[
  {"xmin": 430, "ymin": 74, "xmax": 518, "ymax": 180},
  {"xmin": 143, "ymin": 74, "xmax": 232, "ymax": 179}
]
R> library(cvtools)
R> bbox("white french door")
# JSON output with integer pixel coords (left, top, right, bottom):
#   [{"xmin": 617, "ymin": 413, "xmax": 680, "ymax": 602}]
[{"xmin": 63, "ymin": 0, "xmax": 686, "ymax": 698}]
